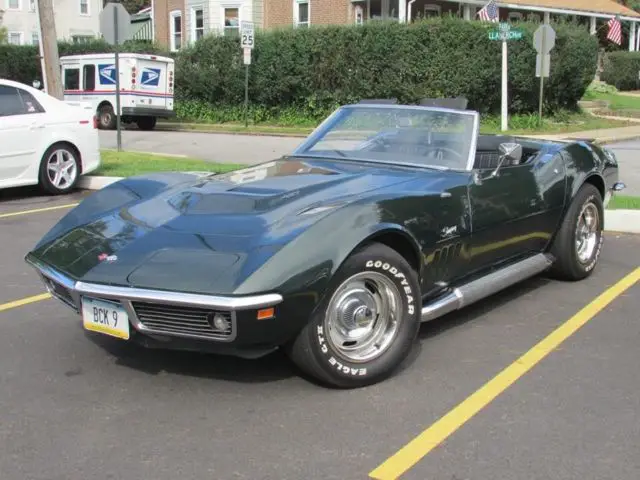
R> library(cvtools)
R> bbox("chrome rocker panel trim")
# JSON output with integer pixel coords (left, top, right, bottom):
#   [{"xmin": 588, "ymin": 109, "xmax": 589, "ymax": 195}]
[{"xmin": 24, "ymin": 253, "xmax": 284, "ymax": 343}]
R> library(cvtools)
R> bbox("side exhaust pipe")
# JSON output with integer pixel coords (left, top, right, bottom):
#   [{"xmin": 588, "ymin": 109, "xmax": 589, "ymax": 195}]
[{"xmin": 421, "ymin": 253, "xmax": 554, "ymax": 323}]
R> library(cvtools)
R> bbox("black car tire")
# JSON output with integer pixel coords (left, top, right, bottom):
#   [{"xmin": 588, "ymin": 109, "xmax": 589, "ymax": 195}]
[
  {"xmin": 136, "ymin": 116, "xmax": 157, "ymax": 131},
  {"xmin": 287, "ymin": 242, "xmax": 421, "ymax": 388},
  {"xmin": 548, "ymin": 183, "xmax": 604, "ymax": 281},
  {"xmin": 38, "ymin": 143, "xmax": 81, "ymax": 195},
  {"xmin": 98, "ymin": 104, "xmax": 116, "ymax": 130}
]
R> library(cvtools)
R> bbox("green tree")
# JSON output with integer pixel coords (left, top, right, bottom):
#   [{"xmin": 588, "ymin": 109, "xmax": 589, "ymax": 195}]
[
  {"xmin": 0, "ymin": 28, "xmax": 6, "ymax": 44},
  {"xmin": 103, "ymin": 0, "xmax": 148, "ymax": 14},
  {"xmin": 616, "ymin": 0, "xmax": 640, "ymax": 12}
]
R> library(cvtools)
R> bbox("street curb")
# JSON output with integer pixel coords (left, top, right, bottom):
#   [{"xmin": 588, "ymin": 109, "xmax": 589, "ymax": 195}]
[
  {"xmin": 78, "ymin": 175, "xmax": 640, "ymax": 234},
  {"xmin": 78, "ymin": 176, "xmax": 123, "ymax": 190},
  {"xmin": 155, "ymin": 124, "xmax": 309, "ymax": 138},
  {"xmin": 604, "ymin": 209, "xmax": 640, "ymax": 234}
]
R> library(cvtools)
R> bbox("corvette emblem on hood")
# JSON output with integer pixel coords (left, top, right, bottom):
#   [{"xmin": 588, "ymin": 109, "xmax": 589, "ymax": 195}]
[{"xmin": 98, "ymin": 253, "xmax": 118, "ymax": 263}]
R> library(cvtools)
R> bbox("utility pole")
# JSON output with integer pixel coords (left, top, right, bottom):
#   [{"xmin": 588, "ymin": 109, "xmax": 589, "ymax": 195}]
[{"xmin": 37, "ymin": 0, "xmax": 62, "ymax": 99}]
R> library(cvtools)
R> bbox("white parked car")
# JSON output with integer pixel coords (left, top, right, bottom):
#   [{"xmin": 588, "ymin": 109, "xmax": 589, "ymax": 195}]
[{"xmin": 0, "ymin": 79, "xmax": 101, "ymax": 194}]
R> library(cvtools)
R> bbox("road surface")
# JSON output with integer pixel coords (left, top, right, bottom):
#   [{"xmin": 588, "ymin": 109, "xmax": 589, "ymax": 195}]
[
  {"xmin": 99, "ymin": 129, "xmax": 303, "ymax": 165},
  {"xmin": 1, "ymin": 188, "xmax": 639, "ymax": 480},
  {"xmin": 100, "ymin": 130, "xmax": 640, "ymax": 196}
]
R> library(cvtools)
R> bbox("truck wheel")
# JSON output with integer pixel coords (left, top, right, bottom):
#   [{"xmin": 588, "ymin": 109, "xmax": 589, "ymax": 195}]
[
  {"xmin": 548, "ymin": 183, "xmax": 604, "ymax": 281},
  {"xmin": 136, "ymin": 117, "xmax": 157, "ymax": 131},
  {"xmin": 287, "ymin": 242, "xmax": 421, "ymax": 388},
  {"xmin": 97, "ymin": 104, "xmax": 116, "ymax": 130},
  {"xmin": 38, "ymin": 143, "xmax": 80, "ymax": 195}
]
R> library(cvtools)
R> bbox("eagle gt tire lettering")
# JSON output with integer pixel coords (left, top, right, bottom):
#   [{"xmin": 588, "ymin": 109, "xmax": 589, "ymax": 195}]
[{"xmin": 287, "ymin": 242, "xmax": 421, "ymax": 388}]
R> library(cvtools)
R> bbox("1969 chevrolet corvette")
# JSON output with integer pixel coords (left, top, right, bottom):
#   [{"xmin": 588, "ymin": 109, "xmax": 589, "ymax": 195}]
[{"xmin": 25, "ymin": 102, "xmax": 625, "ymax": 388}]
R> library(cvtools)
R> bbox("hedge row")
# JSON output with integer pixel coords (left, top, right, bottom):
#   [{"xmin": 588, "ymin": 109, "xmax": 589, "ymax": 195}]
[
  {"xmin": 1, "ymin": 18, "xmax": 598, "ymax": 119},
  {"xmin": 601, "ymin": 51, "xmax": 640, "ymax": 91}
]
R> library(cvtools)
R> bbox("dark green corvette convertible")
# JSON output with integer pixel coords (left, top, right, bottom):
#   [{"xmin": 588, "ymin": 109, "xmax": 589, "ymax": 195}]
[{"xmin": 25, "ymin": 102, "xmax": 625, "ymax": 388}]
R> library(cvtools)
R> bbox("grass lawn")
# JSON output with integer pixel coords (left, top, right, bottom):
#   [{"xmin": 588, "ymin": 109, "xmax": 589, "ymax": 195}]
[
  {"xmin": 581, "ymin": 91, "xmax": 640, "ymax": 111},
  {"xmin": 96, "ymin": 150, "xmax": 244, "ymax": 177},
  {"xmin": 608, "ymin": 195, "xmax": 640, "ymax": 210}
]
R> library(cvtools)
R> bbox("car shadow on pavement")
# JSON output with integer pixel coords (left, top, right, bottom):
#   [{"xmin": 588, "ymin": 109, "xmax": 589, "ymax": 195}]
[
  {"xmin": 85, "ymin": 274, "xmax": 552, "ymax": 387},
  {"xmin": 87, "ymin": 334, "xmax": 297, "ymax": 384},
  {"xmin": 397, "ymin": 274, "xmax": 553, "ymax": 375},
  {"xmin": 0, "ymin": 185, "xmax": 89, "ymax": 206}
]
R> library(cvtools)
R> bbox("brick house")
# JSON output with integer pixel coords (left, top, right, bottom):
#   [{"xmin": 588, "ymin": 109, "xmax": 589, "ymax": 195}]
[{"xmin": 151, "ymin": 0, "xmax": 640, "ymax": 51}]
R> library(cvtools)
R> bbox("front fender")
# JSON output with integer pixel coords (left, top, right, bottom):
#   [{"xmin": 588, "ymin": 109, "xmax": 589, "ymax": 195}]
[
  {"xmin": 32, "ymin": 172, "xmax": 198, "ymax": 250},
  {"xmin": 233, "ymin": 198, "xmax": 425, "ymax": 297}
]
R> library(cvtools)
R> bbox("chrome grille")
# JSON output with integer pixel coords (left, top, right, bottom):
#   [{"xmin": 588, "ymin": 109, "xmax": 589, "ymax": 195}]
[
  {"xmin": 43, "ymin": 277, "xmax": 77, "ymax": 310},
  {"xmin": 131, "ymin": 302, "xmax": 234, "ymax": 340}
]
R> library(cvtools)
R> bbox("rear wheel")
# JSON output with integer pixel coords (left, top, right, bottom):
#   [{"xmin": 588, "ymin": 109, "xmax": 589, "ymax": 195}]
[
  {"xmin": 136, "ymin": 116, "xmax": 157, "ymax": 131},
  {"xmin": 38, "ymin": 143, "xmax": 80, "ymax": 195},
  {"xmin": 287, "ymin": 242, "xmax": 421, "ymax": 388},
  {"xmin": 548, "ymin": 183, "xmax": 604, "ymax": 280},
  {"xmin": 97, "ymin": 104, "xmax": 116, "ymax": 130}
]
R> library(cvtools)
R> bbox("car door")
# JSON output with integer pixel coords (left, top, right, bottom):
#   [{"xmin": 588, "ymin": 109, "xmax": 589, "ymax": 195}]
[
  {"xmin": 0, "ymin": 85, "xmax": 47, "ymax": 185},
  {"xmin": 466, "ymin": 148, "xmax": 566, "ymax": 273}
]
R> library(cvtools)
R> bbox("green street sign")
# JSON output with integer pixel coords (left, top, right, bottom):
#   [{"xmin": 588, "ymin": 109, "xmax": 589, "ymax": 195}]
[{"xmin": 488, "ymin": 22, "xmax": 523, "ymax": 41}]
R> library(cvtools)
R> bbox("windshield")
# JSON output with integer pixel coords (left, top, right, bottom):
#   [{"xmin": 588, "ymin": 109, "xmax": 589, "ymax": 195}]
[{"xmin": 293, "ymin": 105, "xmax": 478, "ymax": 171}]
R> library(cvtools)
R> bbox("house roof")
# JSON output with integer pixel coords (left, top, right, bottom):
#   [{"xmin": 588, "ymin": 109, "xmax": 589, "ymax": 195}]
[{"xmin": 501, "ymin": 0, "xmax": 640, "ymax": 19}]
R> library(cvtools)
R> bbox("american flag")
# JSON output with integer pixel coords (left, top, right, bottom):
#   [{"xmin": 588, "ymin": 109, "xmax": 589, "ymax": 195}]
[
  {"xmin": 478, "ymin": 0, "xmax": 499, "ymax": 22},
  {"xmin": 607, "ymin": 16, "xmax": 622, "ymax": 45}
]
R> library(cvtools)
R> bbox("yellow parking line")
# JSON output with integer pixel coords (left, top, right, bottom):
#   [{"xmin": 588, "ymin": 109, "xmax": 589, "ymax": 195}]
[
  {"xmin": 0, "ymin": 203, "xmax": 79, "ymax": 219},
  {"xmin": 369, "ymin": 266, "xmax": 640, "ymax": 480},
  {"xmin": 0, "ymin": 293, "xmax": 51, "ymax": 313}
]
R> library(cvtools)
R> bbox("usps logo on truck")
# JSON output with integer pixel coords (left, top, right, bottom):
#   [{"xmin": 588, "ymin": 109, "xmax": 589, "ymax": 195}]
[
  {"xmin": 140, "ymin": 68, "xmax": 161, "ymax": 88},
  {"xmin": 98, "ymin": 64, "xmax": 117, "ymax": 85}
]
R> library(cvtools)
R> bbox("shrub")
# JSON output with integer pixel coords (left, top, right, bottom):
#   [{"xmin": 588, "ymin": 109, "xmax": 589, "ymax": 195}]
[
  {"xmin": 1, "ymin": 18, "xmax": 598, "ymax": 121},
  {"xmin": 601, "ymin": 51, "xmax": 640, "ymax": 91},
  {"xmin": 176, "ymin": 17, "xmax": 598, "ymax": 118}
]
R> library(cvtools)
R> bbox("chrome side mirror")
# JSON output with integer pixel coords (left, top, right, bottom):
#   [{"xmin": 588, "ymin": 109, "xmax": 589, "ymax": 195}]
[{"xmin": 489, "ymin": 142, "xmax": 523, "ymax": 178}]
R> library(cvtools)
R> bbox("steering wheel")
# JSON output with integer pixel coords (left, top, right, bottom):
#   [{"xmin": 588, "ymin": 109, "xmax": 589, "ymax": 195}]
[{"xmin": 421, "ymin": 145, "xmax": 464, "ymax": 163}]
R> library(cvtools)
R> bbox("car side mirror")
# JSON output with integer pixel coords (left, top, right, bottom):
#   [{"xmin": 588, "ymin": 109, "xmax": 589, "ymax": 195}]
[{"xmin": 489, "ymin": 142, "xmax": 523, "ymax": 178}]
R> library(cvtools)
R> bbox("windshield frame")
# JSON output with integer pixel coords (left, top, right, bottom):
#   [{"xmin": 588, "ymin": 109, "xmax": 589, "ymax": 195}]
[{"xmin": 291, "ymin": 103, "xmax": 480, "ymax": 172}]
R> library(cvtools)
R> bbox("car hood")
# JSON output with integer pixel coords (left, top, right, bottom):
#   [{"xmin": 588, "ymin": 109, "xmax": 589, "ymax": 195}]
[{"xmin": 29, "ymin": 157, "xmax": 437, "ymax": 294}]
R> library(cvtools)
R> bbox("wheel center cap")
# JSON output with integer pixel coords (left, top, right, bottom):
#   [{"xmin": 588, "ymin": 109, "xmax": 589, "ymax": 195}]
[{"xmin": 353, "ymin": 305, "xmax": 374, "ymax": 328}]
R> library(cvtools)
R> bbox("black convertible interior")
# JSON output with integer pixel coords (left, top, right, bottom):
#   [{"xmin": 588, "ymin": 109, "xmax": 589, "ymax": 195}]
[{"xmin": 355, "ymin": 98, "xmax": 545, "ymax": 170}]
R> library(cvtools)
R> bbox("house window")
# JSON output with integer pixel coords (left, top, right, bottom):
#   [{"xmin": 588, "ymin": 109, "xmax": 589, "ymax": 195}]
[
  {"xmin": 354, "ymin": 4, "xmax": 363, "ymax": 25},
  {"xmin": 29, "ymin": 0, "xmax": 35, "ymax": 11},
  {"xmin": 192, "ymin": 7, "xmax": 204, "ymax": 41},
  {"xmin": 424, "ymin": 4, "xmax": 441, "ymax": 17},
  {"xmin": 223, "ymin": 7, "xmax": 239, "ymax": 36},
  {"xmin": 294, "ymin": 0, "xmax": 309, "ymax": 28},
  {"xmin": 8, "ymin": 32, "xmax": 22, "ymax": 45},
  {"xmin": 80, "ymin": 0, "xmax": 89, "ymax": 15},
  {"xmin": 32, "ymin": 31, "xmax": 39, "ymax": 46},
  {"xmin": 508, "ymin": 11, "xmax": 524, "ymax": 22},
  {"xmin": 72, "ymin": 35, "xmax": 93, "ymax": 43},
  {"xmin": 170, "ymin": 10, "xmax": 182, "ymax": 50},
  {"xmin": 7, "ymin": 0, "xmax": 20, "ymax": 9}
]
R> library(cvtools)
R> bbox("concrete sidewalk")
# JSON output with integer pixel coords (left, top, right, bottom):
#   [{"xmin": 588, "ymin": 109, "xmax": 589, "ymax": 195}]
[{"xmin": 524, "ymin": 124, "xmax": 640, "ymax": 145}]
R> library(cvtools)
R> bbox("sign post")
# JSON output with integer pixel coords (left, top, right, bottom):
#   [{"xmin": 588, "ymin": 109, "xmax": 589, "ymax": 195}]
[
  {"xmin": 99, "ymin": 2, "xmax": 131, "ymax": 151},
  {"xmin": 533, "ymin": 24, "xmax": 556, "ymax": 125},
  {"xmin": 489, "ymin": 23, "xmax": 523, "ymax": 132},
  {"xmin": 240, "ymin": 21, "xmax": 255, "ymax": 128}
]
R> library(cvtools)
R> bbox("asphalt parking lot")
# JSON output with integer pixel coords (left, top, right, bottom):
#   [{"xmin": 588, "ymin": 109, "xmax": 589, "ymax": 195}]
[{"xmin": 1, "ymin": 187, "xmax": 639, "ymax": 480}]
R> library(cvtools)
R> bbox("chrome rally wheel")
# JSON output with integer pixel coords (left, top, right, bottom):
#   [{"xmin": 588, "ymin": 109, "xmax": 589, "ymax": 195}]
[
  {"xmin": 287, "ymin": 242, "xmax": 421, "ymax": 388},
  {"xmin": 324, "ymin": 271, "xmax": 403, "ymax": 363}
]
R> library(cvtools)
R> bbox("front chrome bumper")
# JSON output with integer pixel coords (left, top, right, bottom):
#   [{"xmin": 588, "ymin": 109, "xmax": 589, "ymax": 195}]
[
  {"xmin": 25, "ymin": 253, "xmax": 283, "ymax": 343},
  {"xmin": 604, "ymin": 181, "xmax": 626, "ymax": 208}
]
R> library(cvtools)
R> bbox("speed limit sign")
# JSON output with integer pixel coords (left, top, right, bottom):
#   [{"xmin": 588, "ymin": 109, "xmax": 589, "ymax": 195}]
[{"xmin": 241, "ymin": 21, "xmax": 254, "ymax": 49}]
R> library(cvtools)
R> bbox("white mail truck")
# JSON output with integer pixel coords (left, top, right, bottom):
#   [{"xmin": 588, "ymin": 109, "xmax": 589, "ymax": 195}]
[{"xmin": 60, "ymin": 53, "xmax": 176, "ymax": 131}]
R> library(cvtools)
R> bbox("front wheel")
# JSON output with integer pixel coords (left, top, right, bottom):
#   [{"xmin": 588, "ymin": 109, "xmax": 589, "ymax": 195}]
[
  {"xmin": 287, "ymin": 242, "xmax": 421, "ymax": 388},
  {"xmin": 548, "ymin": 183, "xmax": 604, "ymax": 281}
]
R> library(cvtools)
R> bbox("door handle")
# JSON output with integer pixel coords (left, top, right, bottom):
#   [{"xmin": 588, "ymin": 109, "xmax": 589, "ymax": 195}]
[{"xmin": 30, "ymin": 122, "xmax": 45, "ymax": 130}]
